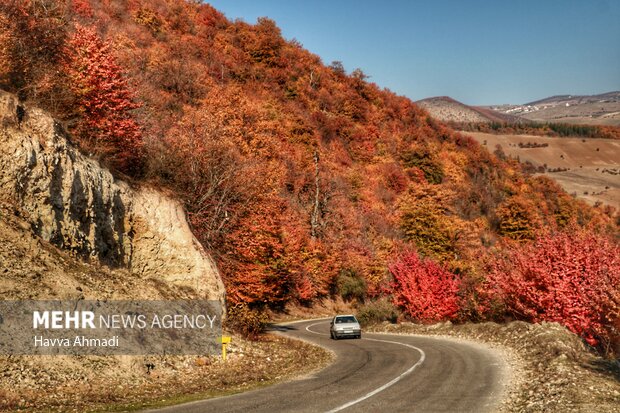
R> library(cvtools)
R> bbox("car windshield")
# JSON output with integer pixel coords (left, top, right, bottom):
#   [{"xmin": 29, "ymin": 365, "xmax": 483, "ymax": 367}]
[{"xmin": 335, "ymin": 316, "xmax": 357, "ymax": 324}]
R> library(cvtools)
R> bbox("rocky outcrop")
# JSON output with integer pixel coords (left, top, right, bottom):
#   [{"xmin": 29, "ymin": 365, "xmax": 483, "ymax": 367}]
[{"xmin": 0, "ymin": 91, "xmax": 225, "ymax": 302}]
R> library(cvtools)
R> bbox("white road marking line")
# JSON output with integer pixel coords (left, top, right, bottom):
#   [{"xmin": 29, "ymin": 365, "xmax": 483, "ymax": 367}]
[
  {"xmin": 327, "ymin": 338, "xmax": 425, "ymax": 412},
  {"xmin": 303, "ymin": 320, "xmax": 426, "ymax": 412},
  {"xmin": 306, "ymin": 321, "xmax": 330, "ymax": 336}
]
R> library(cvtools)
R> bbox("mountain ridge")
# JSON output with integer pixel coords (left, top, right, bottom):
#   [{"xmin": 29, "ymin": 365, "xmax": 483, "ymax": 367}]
[
  {"xmin": 525, "ymin": 91, "xmax": 620, "ymax": 106},
  {"xmin": 488, "ymin": 91, "xmax": 620, "ymax": 126},
  {"xmin": 416, "ymin": 92, "xmax": 620, "ymax": 127}
]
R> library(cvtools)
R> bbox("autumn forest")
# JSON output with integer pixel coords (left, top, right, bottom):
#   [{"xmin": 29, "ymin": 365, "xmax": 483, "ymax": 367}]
[{"xmin": 1, "ymin": 0, "xmax": 618, "ymax": 350}]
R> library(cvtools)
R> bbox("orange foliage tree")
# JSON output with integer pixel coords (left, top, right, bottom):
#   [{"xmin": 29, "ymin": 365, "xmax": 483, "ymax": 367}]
[
  {"xmin": 0, "ymin": 0, "xmax": 69, "ymax": 112},
  {"xmin": 495, "ymin": 196, "xmax": 542, "ymax": 241}
]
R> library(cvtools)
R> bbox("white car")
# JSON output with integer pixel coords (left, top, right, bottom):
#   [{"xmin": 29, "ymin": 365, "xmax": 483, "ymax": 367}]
[{"xmin": 329, "ymin": 315, "xmax": 362, "ymax": 339}]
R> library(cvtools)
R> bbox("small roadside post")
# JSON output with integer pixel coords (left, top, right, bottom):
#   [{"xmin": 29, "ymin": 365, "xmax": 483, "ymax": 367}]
[{"xmin": 218, "ymin": 336, "xmax": 232, "ymax": 361}]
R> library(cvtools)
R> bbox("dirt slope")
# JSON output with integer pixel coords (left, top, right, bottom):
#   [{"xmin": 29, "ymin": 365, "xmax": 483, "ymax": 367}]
[{"xmin": 0, "ymin": 90, "xmax": 225, "ymax": 301}]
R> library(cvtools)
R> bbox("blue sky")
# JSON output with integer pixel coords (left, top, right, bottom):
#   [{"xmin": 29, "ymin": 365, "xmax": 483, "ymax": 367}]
[{"xmin": 206, "ymin": 1, "xmax": 620, "ymax": 105}]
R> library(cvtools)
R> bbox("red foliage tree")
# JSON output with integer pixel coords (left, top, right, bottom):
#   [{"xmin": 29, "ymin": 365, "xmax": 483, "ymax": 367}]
[
  {"xmin": 71, "ymin": 0, "xmax": 93, "ymax": 18},
  {"xmin": 64, "ymin": 24, "xmax": 143, "ymax": 174},
  {"xmin": 486, "ymin": 229, "xmax": 620, "ymax": 347},
  {"xmin": 389, "ymin": 250, "xmax": 461, "ymax": 322}
]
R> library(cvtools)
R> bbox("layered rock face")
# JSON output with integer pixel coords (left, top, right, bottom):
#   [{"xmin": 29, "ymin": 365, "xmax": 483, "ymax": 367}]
[{"xmin": 0, "ymin": 91, "xmax": 225, "ymax": 302}]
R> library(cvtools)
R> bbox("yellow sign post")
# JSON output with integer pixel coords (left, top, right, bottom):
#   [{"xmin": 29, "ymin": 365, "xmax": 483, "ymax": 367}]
[{"xmin": 218, "ymin": 336, "xmax": 232, "ymax": 361}]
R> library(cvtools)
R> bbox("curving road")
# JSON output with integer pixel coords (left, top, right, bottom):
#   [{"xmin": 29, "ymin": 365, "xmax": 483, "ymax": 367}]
[{"xmin": 147, "ymin": 319, "xmax": 507, "ymax": 413}]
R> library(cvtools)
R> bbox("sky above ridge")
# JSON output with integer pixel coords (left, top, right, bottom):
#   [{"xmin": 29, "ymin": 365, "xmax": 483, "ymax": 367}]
[{"xmin": 207, "ymin": 0, "xmax": 620, "ymax": 105}]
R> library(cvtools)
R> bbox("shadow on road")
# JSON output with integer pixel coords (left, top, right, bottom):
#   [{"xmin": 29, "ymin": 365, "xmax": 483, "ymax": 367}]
[{"xmin": 265, "ymin": 323, "xmax": 298, "ymax": 332}]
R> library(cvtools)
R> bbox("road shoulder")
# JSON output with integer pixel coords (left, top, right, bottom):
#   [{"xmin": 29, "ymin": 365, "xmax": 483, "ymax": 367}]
[
  {"xmin": 0, "ymin": 334, "xmax": 332, "ymax": 412},
  {"xmin": 367, "ymin": 321, "xmax": 620, "ymax": 412}
]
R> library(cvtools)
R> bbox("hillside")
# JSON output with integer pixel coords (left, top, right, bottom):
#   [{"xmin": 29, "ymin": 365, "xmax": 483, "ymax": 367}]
[
  {"xmin": 0, "ymin": 0, "xmax": 618, "ymax": 352},
  {"xmin": 416, "ymin": 96, "xmax": 520, "ymax": 123},
  {"xmin": 488, "ymin": 91, "xmax": 620, "ymax": 126},
  {"xmin": 468, "ymin": 131, "xmax": 620, "ymax": 210}
]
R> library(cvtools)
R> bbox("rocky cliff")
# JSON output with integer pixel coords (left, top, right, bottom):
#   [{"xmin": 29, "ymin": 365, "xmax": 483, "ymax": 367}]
[{"xmin": 0, "ymin": 90, "xmax": 225, "ymax": 302}]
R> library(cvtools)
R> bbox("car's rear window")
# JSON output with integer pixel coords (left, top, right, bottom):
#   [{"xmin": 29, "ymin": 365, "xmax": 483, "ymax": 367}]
[{"xmin": 335, "ymin": 316, "xmax": 357, "ymax": 323}]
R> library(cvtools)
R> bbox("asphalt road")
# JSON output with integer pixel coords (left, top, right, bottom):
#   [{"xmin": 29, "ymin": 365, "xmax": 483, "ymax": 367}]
[{"xmin": 147, "ymin": 319, "xmax": 507, "ymax": 413}]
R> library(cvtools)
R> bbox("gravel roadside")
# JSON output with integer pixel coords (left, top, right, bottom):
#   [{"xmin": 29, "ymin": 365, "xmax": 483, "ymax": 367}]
[{"xmin": 0, "ymin": 334, "xmax": 333, "ymax": 412}]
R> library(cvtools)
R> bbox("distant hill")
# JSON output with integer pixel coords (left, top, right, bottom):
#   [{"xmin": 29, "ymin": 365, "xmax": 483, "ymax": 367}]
[
  {"xmin": 526, "ymin": 91, "xmax": 620, "ymax": 106},
  {"xmin": 488, "ymin": 91, "xmax": 620, "ymax": 126},
  {"xmin": 416, "ymin": 96, "xmax": 521, "ymax": 123}
]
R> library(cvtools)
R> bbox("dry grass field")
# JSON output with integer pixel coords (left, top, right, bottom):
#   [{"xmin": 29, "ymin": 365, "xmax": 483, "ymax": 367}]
[{"xmin": 467, "ymin": 132, "xmax": 620, "ymax": 210}]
